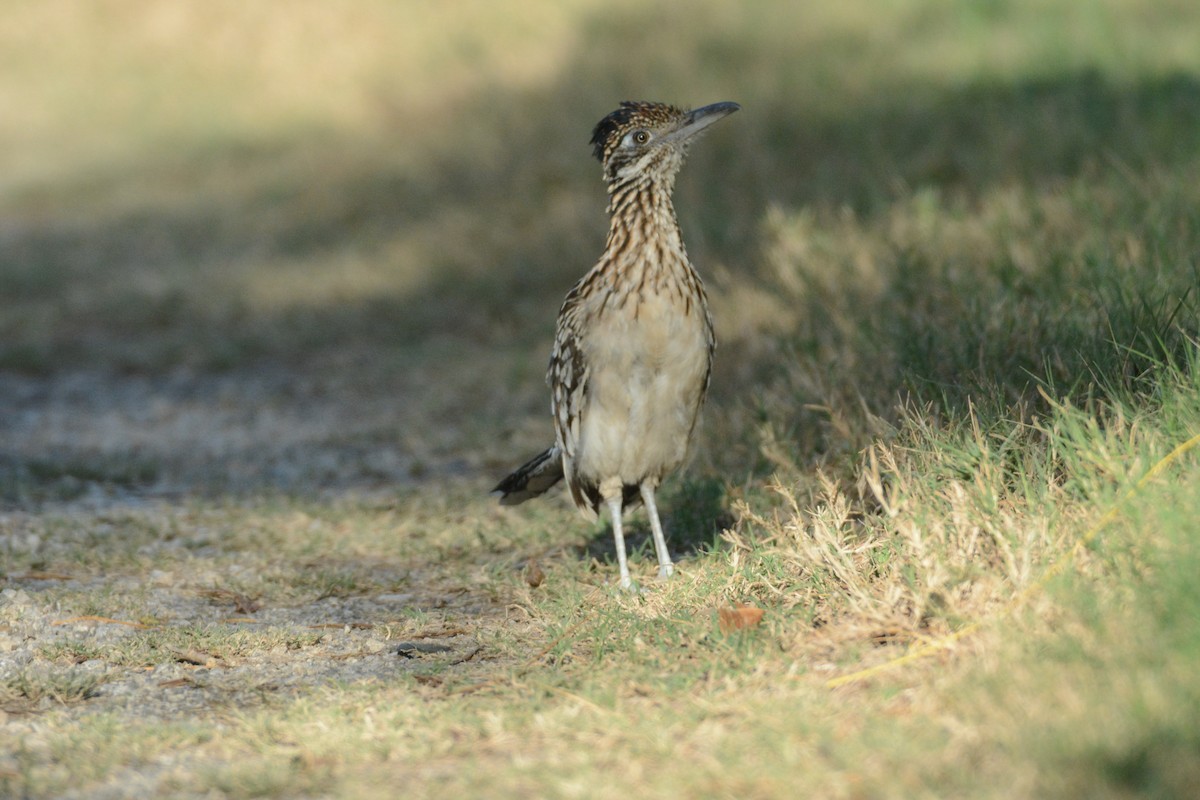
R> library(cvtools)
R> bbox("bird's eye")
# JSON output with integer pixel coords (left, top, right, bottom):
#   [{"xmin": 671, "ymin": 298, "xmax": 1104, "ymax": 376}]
[{"xmin": 633, "ymin": 130, "xmax": 650, "ymax": 145}]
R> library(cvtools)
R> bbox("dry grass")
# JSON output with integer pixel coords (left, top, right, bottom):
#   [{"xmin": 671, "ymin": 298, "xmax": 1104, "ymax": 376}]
[{"xmin": 2, "ymin": 1, "xmax": 1200, "ymax": 797}]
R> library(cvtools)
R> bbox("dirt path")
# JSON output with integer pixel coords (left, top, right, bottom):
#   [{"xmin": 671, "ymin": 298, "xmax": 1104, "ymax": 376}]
[{"xmin": 1, "ymin": 363, "xmax": 535, "ymax": 761}]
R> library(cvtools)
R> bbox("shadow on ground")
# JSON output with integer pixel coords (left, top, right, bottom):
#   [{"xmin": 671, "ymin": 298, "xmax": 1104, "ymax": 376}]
[{"xmin": 573, "ymin": 477, "xmax": 734, "ymax": 569}]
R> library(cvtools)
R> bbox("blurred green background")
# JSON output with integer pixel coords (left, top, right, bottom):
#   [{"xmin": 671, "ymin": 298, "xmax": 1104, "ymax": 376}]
[
  {"xmin": 4, "ymin": 0, "xmax": 1198, "ymax": 498},
  {"xmin": 4, "ymin": 0, "xmax": 1197, "ymax": 369}
]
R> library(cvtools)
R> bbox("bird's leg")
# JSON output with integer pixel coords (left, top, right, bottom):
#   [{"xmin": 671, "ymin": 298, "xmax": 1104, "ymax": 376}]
[
  {"xmin": 640, "ymin": 483, "xmax": 674, "ymax": 580},
  {"xmin": 603, "ymin": 487, "xmax": 633, "ymax": 591}
]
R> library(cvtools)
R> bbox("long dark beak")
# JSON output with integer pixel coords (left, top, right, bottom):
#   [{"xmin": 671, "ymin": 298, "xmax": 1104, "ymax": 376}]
[{"xmin": 668, "ymin": 101, "xmax": 741, "ymax": 144}]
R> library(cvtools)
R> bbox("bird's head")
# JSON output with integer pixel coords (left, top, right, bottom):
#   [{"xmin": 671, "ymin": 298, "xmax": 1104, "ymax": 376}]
[{"xmin": 589, "ymin": 100, "xmax": 740, "ymax": 186}]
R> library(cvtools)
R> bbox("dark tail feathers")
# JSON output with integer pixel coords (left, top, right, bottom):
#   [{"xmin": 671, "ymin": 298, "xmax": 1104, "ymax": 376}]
[{"xmin": 492, "ymin": 446, "xmax": 564, "ymax": 505}]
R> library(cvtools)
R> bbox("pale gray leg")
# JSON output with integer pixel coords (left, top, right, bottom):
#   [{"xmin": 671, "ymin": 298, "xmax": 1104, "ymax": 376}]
[
  {"xmin": 607, "ymin": 494, "xmax": 633, "ymax": 590},
  {"xmin": 640, "ymin": 483, "xmax": 674, "ymax": 580}
]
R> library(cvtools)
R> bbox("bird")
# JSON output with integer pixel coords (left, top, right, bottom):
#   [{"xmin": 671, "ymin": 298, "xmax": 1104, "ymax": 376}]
[{"xmin": 493, "ymin": 100, "xmax": 740, "ymax": 590}]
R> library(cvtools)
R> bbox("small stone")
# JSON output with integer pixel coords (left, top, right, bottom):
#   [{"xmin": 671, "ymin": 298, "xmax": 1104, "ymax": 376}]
[{"xmin": 395, "ymin": 641, "xmax": 452, "ymax": 658}]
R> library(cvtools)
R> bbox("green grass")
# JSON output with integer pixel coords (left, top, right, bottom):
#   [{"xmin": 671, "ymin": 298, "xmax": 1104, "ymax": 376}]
[
  {"xmin": 0, "ymin": 669, "xmax": 104, "ymax": 713},
  {"xmin": 2, "ymin": 0, "xmax": 1199, "ymax": 797}
]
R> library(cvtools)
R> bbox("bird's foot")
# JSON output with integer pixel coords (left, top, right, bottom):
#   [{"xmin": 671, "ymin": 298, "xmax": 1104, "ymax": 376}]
[
  {"xmin": 616, "ymin": 576, "xmax": 651, "ymax": 594},
  {"xmin": 656, "ymin": 563, "xmax": 675, "ymax": 581}
]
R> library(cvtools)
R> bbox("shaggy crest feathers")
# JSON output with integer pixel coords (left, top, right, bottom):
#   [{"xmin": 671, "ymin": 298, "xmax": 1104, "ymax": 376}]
[{"xmin": 589, "ymin": 100, "xmax": 684, "ymax": 162}]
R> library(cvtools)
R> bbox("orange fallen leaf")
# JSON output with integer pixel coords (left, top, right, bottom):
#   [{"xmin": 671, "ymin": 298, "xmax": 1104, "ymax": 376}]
[
  {"xmin": 717, "ymin": 602, "xmax": 765, "ymax": 634},
  {"xmin": 524, "ymin": 560, "xmax": 546, "ymax": 588}
]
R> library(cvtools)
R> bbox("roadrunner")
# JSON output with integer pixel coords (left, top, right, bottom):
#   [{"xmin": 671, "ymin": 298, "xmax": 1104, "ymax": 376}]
[{"xmin": 494, "ymin": 100, "xmax": 740, "ymax": 589}]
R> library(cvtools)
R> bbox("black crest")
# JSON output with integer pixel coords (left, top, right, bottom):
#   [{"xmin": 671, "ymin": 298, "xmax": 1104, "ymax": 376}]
[{"xmin": 589, "ymin": 101, "xmax": 683, "ymax": 162}]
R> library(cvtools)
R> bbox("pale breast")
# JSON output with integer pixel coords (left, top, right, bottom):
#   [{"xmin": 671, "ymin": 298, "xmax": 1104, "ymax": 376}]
[{"xmin": 574, "ymin": 287, "xmax": 712, "ymax": 484}]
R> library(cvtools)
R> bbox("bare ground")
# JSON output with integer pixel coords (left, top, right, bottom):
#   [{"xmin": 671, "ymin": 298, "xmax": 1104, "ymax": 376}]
[{"xmin": 0, "ymin": 360, "xmax": 538, "ymax": 764}]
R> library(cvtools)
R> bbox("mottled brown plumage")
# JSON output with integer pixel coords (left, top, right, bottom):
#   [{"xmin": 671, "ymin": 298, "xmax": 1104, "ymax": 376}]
[{"xmin": 494, "ymin": 100, "xmax": 739, "ymax": 589}]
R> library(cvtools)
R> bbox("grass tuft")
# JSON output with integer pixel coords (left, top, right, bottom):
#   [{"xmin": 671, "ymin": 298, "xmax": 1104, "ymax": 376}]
[{"xmin": 0, "ymin": 669, "xmax": 104, "ymax": 712}]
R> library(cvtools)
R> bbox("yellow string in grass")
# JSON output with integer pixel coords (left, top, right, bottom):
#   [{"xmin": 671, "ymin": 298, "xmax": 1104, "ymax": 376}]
[{"xmin": 825, "ymin": 429, "xmax": 1200, "ymax": 689}]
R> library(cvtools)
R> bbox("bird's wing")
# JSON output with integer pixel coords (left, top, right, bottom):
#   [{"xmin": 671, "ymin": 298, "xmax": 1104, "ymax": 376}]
[
  {"xmin": 547, "ymin": 299, "xmax": 588, "ymax": 470},
  {"xmin": 546, "ymin": 278, "xmax": 607, "ymax": 518},
  {"xmin": 697, "ymin": 281, "xmax": 717, "ymax": 410}
]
